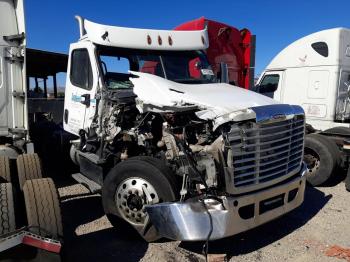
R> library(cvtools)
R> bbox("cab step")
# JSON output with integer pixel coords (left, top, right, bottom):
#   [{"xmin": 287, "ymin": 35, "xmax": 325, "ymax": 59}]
[{"xmin": 72, "ymin": 173, "xmax": 102, "ymax": 193}]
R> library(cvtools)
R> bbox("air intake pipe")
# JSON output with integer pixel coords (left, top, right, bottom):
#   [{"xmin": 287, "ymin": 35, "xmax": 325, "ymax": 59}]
[{"xmin": 75, "ymin": 15, "xmax": 86, "ymax": 38}]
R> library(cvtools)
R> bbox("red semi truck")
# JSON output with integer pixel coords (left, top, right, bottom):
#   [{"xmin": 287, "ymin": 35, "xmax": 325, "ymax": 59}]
[{"xmin": 175, "ymin": 17, "xmax": 255, "ymax": 89}]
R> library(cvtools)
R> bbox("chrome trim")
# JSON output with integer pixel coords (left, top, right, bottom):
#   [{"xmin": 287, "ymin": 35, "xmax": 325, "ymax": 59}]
[
  {"xmin": 251, "ymin": 104, "xmax": 304, "ymax": 123},
  {"xmin": 224, "ymin": 104, "xmax": 305, "ymax": 194},
  {"xmin": 146, "ymin": 163, "xmax": 306, "ymax": 241}
]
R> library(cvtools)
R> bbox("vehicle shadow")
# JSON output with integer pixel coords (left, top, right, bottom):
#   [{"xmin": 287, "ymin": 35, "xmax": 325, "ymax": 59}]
[
  {"xmin": 179, "ymin": 185, "xmax": 332, "ymax": 260},
  {"xmin": 60, "ymin": 192, "xmax": 148, "ymax": 262},
  {"xmin": 320, "ymin": 168, "xmax": 347, "ymax": 187}
]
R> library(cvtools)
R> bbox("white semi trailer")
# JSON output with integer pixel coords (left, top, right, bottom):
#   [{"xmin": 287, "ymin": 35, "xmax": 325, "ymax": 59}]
[
  {"xmin": 256, "ymin": 28, "xmax": 350, "ymax": 187},
  {"xmin": 1, "ymin": 0, "xmax": 308, "ymax": 249},
  {"xmin": 0, "ymin": 0, "xmax": 63, "ymax": 258}
]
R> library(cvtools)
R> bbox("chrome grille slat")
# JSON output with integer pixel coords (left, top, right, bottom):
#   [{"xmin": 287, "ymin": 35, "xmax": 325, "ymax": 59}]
[
  {"xmin": 232, "ymin": 141, "xmax": 295, "ymax": 157},
  {"xmin": 235, "ymin": 153, "xmax": 292, "ymax": 172},
  {"xmin": 228, "ymin": 128, "xmax": 304, "ymax": 143},
  {"xmin": 234, "ymin": 160, "xmax": 290, "ymax": 180},
  {"xmin": 232, "ymin": 135, "xmax": 304, "ymax": 148},
  {"xmin": 234, "ymin": 170, "xmax": 257, "ymax": 179},
  {"xmin": 228, "ymin": 116, "xmax": 305, "ymax": 188},
  {"xmin": 228, "ymin": 119, "xmax": 304, "ymax": 134},
  {"xmin": 234, "ymin": 148, "xmax": 303, "ymax": 164},
  {"xmin": 230, "ymin": 136, "xmax": 303, "ymax": 149},
  {"xmin": 258, "ymin": 169, "xmax": 288, "ymax": 182}
]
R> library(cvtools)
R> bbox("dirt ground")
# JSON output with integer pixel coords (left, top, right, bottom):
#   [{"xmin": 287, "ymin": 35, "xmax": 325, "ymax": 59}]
[{"xmin": 55, "ymin": 175, "xmax": 350, "ymax": 262}]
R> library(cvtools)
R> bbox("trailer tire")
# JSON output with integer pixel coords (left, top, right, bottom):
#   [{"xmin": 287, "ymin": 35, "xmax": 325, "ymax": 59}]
[
  {"xmin": 304, "ymin": 134, "xmax": 341, "ymax": 186},
  {"xmin": 0, "ymin": 156, "xmax": 11, "ymax": 183},
  {"xmin": 23, "ymin": 178, "xmax": 63, "ymax": 238},
  {"xmin": 102, "ymin": 157, "xmax": 177, "ymax": 241},
  {"xmin": 17, "ymin": 153, "xmax": 43, "ymax": 190},
  {"xmin": 0, "ymin": 183, "xmax": 16, "ymax": 235}
]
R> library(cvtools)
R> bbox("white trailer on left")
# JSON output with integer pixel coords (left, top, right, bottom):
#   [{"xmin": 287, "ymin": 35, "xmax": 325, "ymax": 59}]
[{"xmin": 0, "ymin": 0, "xmax": 63, "ymax": 258}]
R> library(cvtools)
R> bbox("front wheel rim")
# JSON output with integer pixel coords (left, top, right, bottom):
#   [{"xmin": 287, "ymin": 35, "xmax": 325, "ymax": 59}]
[{"xmin": 115, "ymin": 177, "xmax": 159, "ymax": 225}]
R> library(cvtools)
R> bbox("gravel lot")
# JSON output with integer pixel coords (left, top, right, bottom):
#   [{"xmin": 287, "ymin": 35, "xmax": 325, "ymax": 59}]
[{"xmin": 55, "ymin": 175, "xmax": 350, "ymax": 262}]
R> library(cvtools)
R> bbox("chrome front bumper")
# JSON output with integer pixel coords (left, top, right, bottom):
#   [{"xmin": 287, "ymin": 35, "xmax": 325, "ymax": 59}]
[{"xmin": 146, "ymin": 163, "xmax": 307, "ymax": 241}]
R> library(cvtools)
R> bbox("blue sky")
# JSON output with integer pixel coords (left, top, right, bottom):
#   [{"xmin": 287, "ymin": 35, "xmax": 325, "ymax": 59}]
[{"xmin": 26, "ymin": 0, "xmax": 350, "ymax": 78}]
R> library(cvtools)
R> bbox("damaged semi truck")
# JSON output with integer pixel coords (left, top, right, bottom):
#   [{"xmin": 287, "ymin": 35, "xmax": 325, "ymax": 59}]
[
  {"xmin": 64, "ymin": 17, "xmax": 308, "ymax": 241},
  {"xmin": 0, "ymin": 0, "xmax": 308, "ymax": 246}
]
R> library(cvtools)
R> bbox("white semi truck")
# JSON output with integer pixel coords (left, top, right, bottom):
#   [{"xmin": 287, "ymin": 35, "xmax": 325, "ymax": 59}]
[
  {"xmin": 1, "ymin": 0, "xmax": 307, "ymax": 247},
  {"xmin": 256, "ymin": 28, "xmax": 350, "ymax": 187}
]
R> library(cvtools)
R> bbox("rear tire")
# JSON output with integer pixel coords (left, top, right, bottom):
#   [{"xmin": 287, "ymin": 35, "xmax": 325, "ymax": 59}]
[
  {"xmin": 23, "ymin": 178, "xmax": 63, "ymax": 239},
  {"xmin": 102, "ymin": 157, "xmax": 177, "ymax": 241},
  {"xmin": 0, "ymin": 156, "xmax": 11, "ymax": 183},
  {"xmin": 0, "ymin": 183, "xmax": 16, "ymax": 234},
  {"xmin": 304, "ymin": 134, "xmax": 341, "ymax": 186},
  {"xmin": 17, "ymin": 153, "xmax": 43, "ymax": 190}
]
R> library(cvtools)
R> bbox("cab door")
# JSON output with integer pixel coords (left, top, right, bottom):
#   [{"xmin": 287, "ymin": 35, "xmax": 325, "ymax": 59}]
[
  {"xmin": 63, "ymin": 42, "xmax": 98, "ymax": 136},
  {"xmin": 257, "ymin": 71, "xmax": 284, "ymax": 101}
]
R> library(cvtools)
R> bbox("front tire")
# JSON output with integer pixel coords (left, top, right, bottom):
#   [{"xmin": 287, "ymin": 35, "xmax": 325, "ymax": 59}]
[
  {"xmin": 102, "ymin": 157, "xmax": 177, "ymax": 241},
  {"xmin": 304, "ymin": 134, "xmax": 341, "ymax": 186}
]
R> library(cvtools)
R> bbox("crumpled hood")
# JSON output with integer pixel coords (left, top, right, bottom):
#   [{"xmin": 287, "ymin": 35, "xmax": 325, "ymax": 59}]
[{"xmin": 130, "ymin": 71, "xmax": 278, "ymax": 118}]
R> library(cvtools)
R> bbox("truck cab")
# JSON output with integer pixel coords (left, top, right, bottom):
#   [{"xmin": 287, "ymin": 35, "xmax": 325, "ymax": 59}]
[
  {"xmin": 256, "ymin": 28, "xmax": 350, "ymax": 186},
  {"xmin": 63, "ymin": 17, "xmax": 307, "ymax": 242},
  {"xmin": 257, "ymin": 28, "xmax": 350, "ymax": 130}
]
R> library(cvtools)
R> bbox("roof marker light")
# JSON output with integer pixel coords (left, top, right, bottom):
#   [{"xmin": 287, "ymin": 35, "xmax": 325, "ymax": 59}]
[{"xmin": 168, "ymin": 36, "xmax": 173, "ymax": 46}]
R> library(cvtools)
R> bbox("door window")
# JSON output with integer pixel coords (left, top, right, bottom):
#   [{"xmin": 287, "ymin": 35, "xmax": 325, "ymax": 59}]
[
  {"xmin": 258, "ymin": 74, "xmax": 280, "ymax": 97},
  {"xmin": 70, "ymin": 49, "xmax": 93, "ymax": 90},
  {"xmin": 99, "ymin": 55, "xmax": 133, "ymax": 89}
]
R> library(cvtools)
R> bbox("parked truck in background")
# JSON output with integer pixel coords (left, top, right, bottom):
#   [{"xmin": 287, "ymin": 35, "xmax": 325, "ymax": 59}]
[
  {"xmin": 1, "ymin": 0, "xmax": 307, "ymax": 247},
  {"xmin": 256, "ymin": 28, "xmax": 350, "ymax": 186},
  {"xmin": 175, "ymin": 17, "xmax": 255, "ymax": 89}
]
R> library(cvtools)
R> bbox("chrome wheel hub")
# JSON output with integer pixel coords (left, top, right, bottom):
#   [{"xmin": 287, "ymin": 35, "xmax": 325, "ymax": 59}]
[
  {"xmin": 304, "ymin": 153, "xmax": 320, "ymax": 176},
  {"xmin": 115, "ymin": 177, "xmax": 159, "ymax": 225}
]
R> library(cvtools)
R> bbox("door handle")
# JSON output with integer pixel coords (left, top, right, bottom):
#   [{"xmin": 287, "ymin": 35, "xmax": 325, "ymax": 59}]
[
  {"xmin": 80, "ymin": 94, "xmax": 90, "ymax": 107},
  {"xmin": 64, "ymin": 109, "xmax": 69, "ymax": 124}
]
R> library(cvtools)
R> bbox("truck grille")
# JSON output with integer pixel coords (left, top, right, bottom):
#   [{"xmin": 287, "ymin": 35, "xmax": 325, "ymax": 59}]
[{"xmin": 226, "ymin": 115, "xmax": 305, "ymax": 188}]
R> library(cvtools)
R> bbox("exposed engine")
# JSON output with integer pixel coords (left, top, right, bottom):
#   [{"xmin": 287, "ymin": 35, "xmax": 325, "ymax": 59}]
[{"xmin": 81, "ymin": 88, "xmax": 225, "ymax": 198}]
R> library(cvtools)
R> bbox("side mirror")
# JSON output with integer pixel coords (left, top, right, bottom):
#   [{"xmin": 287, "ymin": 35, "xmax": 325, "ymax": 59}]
[
  {"xmin": 195, "ymin": 61, "xmax": 202, "ymax": 69},
  {"xmin": 80, "ymin": 94, "xmax": 90, "ymax": 107},
  {"xmin": 219, "ymin": 62, "xmax": 229, "ymax": 84}
]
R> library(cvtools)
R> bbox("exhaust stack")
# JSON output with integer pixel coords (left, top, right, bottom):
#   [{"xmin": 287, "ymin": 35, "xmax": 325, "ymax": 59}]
[{"xmin": 75, "ymin": 15, "xmax": 86, "ymax": 38}]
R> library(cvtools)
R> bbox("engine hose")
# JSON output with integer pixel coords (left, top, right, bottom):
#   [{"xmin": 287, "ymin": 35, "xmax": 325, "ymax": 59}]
[{"xmin": 200, "ymin": 198, "xmax": 213, "ymax": 262}]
